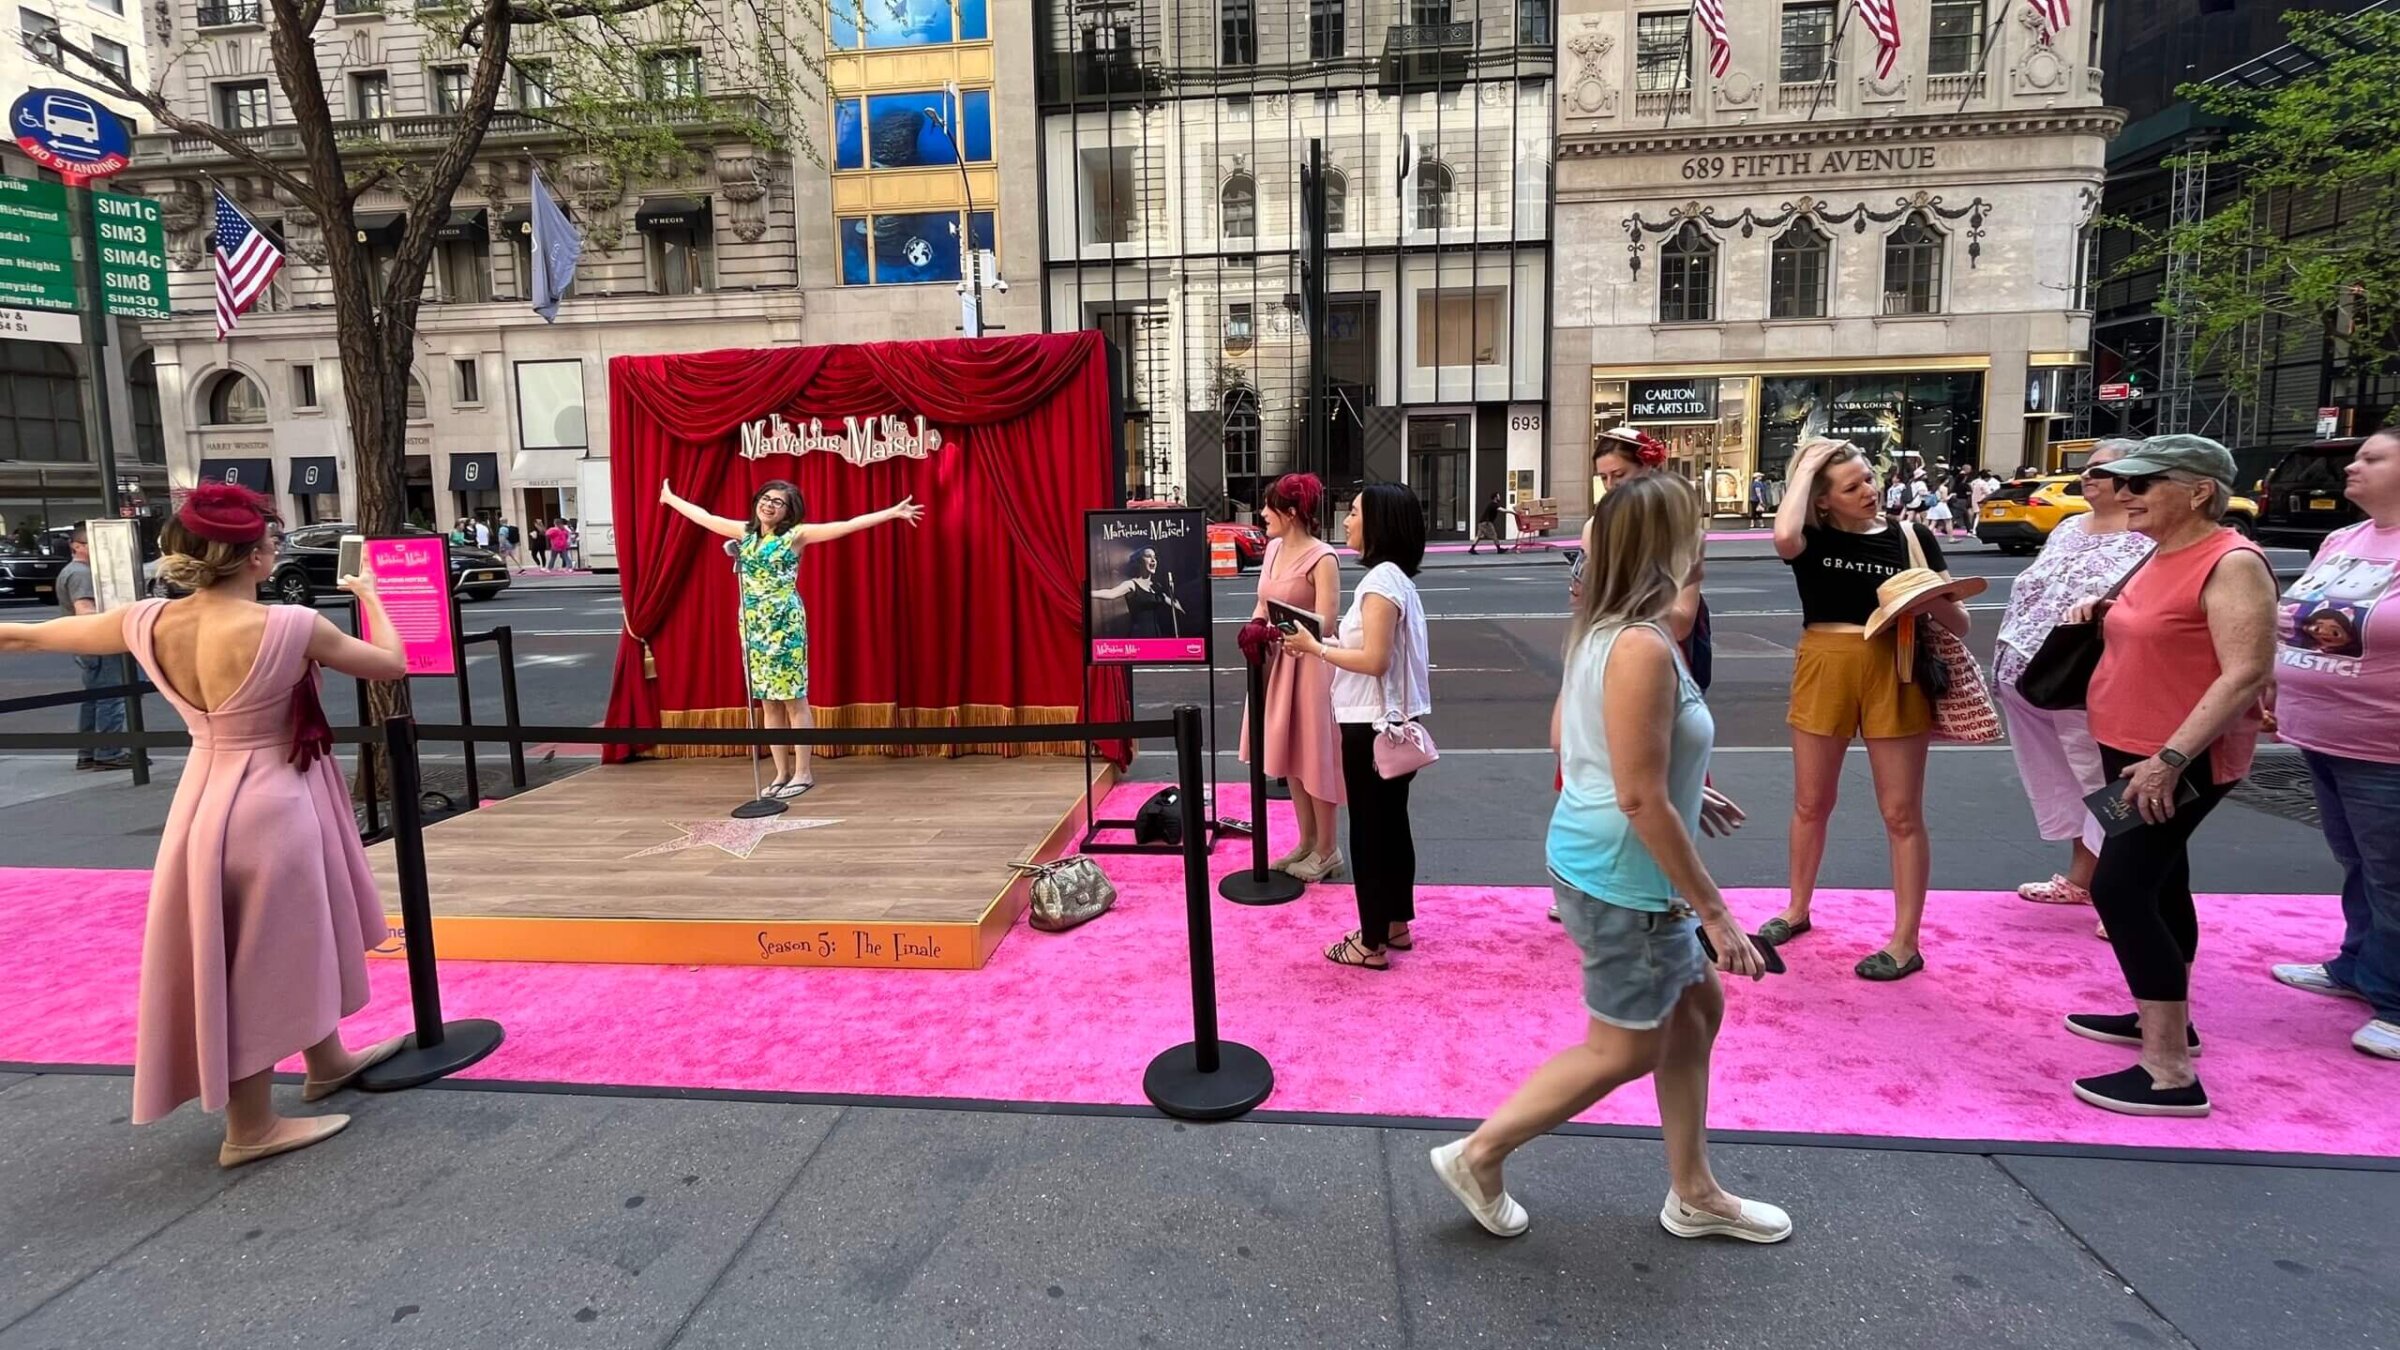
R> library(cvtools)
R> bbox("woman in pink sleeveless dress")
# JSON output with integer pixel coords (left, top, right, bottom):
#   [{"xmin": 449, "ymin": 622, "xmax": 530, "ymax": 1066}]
[
  {"xmin": 1241, "ymin": 474, "xmax": 1345, "ymax": 879},
  {"xmin": 0, "ymin": 484, "xmax": 412, "ymax": 1167}
]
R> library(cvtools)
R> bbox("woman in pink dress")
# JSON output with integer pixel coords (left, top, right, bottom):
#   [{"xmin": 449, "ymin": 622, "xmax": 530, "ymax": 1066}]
[
  {"xmin": 1242, "ymin": 474, "xmax": 1345, "ymax": 879},
  {"xmin": 0, "ymin": 484, "xmax": 411, "ymax": 1167}
]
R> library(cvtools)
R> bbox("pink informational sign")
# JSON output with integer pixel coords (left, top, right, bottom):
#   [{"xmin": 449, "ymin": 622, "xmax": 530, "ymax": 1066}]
[{"xmin": 359, "ymin": 536, "xmax": 457, "ymax": 677}]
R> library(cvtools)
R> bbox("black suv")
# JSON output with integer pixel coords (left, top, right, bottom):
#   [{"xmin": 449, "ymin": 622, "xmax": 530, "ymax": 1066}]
[
  {"xmin": 266, "ymin": 524, "xmax": 512, "ymax": 607},
  {"xmin": 0, "ymin": 528, "xmax": 72, "ymax": 604},
  {"xmin": 2255, "ymin": 439, "xmax": 2367, "ymax": 547}
]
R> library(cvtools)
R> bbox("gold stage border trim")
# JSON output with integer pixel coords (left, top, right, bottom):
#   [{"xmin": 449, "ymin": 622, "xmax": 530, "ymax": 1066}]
[
  {"xmin": 370, "ymin": 763, "xmax": 1115, "ymax": 971},
  {"xmin": 651, "ymin": 703, "xmax": 1091, "ymax": 760}
]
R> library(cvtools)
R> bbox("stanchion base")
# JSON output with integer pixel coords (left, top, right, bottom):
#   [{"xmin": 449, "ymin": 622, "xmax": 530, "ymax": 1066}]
[
  {"xmin": 1219, "ymin": 868, "xmax": 1306, "ymax": 906},
  {"xmin": 1143, "ymin": 1040, "xmax": 1273, "ymax": 1122},
  {"xmin": 357, "ymin": 1018, "xmax": 505, "ymax": 1092},
  {"xmin": 1263, "ymin": 778, "xmax": 1292, "ymax": 801},
  {"xmin": 731, "ymin": 796, "xmax": 789, "ymax": 820}
]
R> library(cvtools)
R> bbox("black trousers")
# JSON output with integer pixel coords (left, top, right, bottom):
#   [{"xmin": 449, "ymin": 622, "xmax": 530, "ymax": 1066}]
[
  {"xmin": 1340, "ymin": 721, "xmax": 1418, "ymax": 949},
  {"xmin": 2092, "ymin": 744, "xmax": 2238, "ymax": 1002}
]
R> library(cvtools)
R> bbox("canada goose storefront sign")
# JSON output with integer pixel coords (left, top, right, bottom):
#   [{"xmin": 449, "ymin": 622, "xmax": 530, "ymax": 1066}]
[{"xmin": 737, "ymin": 412, "xmax": 946, "ymax": 467}]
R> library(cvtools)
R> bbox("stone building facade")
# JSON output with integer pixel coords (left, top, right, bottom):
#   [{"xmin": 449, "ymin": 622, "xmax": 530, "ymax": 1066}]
[
  {"xmin": 1036, "ymin": 0, "xmax": 1554, "ymax": 538},
  {"xmin": 1550, "ymin": 0, "xmax": 2120, "ymax": 519},
  {"xmin": 125, "ymin": 0, "xmax": 1036, "ymax": 567}
]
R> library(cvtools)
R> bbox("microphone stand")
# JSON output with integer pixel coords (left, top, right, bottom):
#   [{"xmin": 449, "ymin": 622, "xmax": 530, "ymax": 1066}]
[
  {"xmin": 727, "ymin": 535, "xmax": 787, "ymax": 820},
  {"xmin": 1162, "ymin": 570, "xmax": 1180, "ymax": 637}
]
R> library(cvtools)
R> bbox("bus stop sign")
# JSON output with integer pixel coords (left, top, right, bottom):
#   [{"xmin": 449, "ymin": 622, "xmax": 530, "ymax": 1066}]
[{"xmin": 10, "ymin": 87, "xmax": 132, "ymax": 183}]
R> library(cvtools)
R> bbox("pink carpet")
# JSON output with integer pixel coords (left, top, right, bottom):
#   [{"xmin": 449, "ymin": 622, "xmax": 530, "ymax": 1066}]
[{"xmin": 2, "ymin": 785, "xmax": 2384, "ymax": 1158}]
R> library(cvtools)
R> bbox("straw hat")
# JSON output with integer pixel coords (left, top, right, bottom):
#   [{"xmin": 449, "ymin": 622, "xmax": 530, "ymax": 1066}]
[{"xmin": 1862, "ymin": 568, "xmax": 1988, "ymax": 640}]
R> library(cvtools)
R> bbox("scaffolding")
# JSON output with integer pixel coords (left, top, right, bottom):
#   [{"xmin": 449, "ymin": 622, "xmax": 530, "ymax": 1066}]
[{"xmin": 2156, "ymin": 151, "xmax": 2206, "ymax": 435}]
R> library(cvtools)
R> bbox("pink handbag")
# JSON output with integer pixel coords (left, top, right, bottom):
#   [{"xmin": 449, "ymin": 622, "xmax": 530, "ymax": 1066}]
[{"xmin": 1371, "ymin": 599, "xmax": 1437, "ymax": 778}]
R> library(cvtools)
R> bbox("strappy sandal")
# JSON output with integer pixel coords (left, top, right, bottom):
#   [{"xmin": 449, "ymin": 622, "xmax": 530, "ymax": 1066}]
[
  {"xmin": 1384, "ymin": 927, "xmax": 1414, "ymax": 951},
  {"xmin": 1324, "ymin": 932, "xmax": 1389, "ymax": 970}
]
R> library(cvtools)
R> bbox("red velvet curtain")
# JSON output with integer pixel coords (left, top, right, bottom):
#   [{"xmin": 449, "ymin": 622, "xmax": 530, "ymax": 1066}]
[{"xmin": 603, "ymin": 332, "xmax": 1130, "ymax": 762}]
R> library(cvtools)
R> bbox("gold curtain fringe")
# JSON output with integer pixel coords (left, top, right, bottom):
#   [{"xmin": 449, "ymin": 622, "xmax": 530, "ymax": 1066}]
[{"xmin": 655, "ymin": 705, "xmax": 1090, "ymax": 759}]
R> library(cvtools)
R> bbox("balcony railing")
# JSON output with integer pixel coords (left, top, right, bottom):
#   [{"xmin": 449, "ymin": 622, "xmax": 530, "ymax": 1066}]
[
  {"xmin": 195, "ymin": 0, "xmax": 262, "ymax": 25},
  {"xmin": 1036, "ymin": 48, "xmax": 1164, "ymax": 104},
  {"xmin": 1386, "ymin": 22, "xmax": 1475, "ymax": 52},
  {"xmin": 143, "ymin": 95, "xmax": 774, "ymax": 164},
  {"xmin": 1381, "ymin": 22, "xmax": 1475, "ymax": 87},
  {"xmin": 332, "ymin": 0, "xmax": 380, "ymax": 13},
  {"xmin": 1925, "ymin": 71, "xmax": 1986, "ymax": 104}
]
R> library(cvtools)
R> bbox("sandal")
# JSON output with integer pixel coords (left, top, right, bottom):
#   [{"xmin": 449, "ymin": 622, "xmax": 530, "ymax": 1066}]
[
  {"xmin": 1385, "ymin": 927, "xmax": 1414, "ymax": 951},
  {"xmin": 1757, "ymin": 916, "xmax": 1812, "ymax": 947},
  {"xmin": 1324, "ymin": 932, "xmax": 1389, "ymax": 970},
  {"xmin": 1855, "ymin": 950, "xmax": 1925, "ymax": 982}
]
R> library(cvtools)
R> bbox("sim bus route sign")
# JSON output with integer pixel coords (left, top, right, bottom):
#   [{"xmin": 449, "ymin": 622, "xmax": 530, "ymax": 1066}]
[{"xmin": 93, "ymin": 190, "xmax": 168, "ymax": 320}]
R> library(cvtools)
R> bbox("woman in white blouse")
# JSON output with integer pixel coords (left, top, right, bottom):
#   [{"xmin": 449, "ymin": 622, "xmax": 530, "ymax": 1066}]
[
  {"xmin": 1994, "ymin": 438, "xmax": 2155, "ymax": 917},
  {"xmin": 1283, "ymin": 483, "xmax": 1432, "ymax": 970}
]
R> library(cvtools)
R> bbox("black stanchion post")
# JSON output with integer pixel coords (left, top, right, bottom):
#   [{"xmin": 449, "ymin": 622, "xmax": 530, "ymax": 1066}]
[
  {"xmin": 118, "ymin": 653, "xmax": 149, "ymax": 786},
  {"xmin": 450, "ymin": 597, "xmax": 479, "ymax": 809},
  {"xmin": 1143, "ymin": 704, "xmax": 1273, "ymax": 1121},
  {"xmin": 358, "ymin": 715, "xmax": 505, "ymax": 1092},
  {"xmin": 494, "ymin": 625, "xmax": 527, "ymax": 789},
  {"xmin": 1220, "ymin": 653, "xmax": 1303, "ymax": 906},
  {"xmin": 356, "ymin": 673, "xmax": 380, "ymax": 839}
]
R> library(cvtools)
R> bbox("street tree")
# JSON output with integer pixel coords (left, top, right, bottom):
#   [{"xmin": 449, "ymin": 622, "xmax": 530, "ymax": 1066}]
[{"xmin": 2122, "ymin": 8, "xmax": 2400, "ymax": 411}]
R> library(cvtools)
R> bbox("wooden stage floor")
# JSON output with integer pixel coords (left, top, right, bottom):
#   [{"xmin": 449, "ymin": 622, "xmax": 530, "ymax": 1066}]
[{"xmin": 365, "ymin": 756, "xmax": 1100, "ymax": 970}]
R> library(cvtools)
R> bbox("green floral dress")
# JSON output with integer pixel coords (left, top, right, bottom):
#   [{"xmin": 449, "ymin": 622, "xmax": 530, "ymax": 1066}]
[{"xmin": 738, "ymin": 529, "xmax": 809, "ymax": 700}]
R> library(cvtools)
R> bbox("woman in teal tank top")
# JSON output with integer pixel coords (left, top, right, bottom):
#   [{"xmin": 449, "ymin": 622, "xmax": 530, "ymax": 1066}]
[{"xmin": 1427, "ymin": 475, "xmax": 1792, "ymax": 1248}]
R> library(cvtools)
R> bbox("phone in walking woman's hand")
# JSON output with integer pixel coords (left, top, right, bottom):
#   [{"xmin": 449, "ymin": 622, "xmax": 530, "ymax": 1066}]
[{"xmin": 1697, "ymin": 927, "xmax": 1787, "ymax": 976}]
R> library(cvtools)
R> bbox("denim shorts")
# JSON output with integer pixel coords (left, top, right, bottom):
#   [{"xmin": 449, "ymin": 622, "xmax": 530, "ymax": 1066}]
[{"xmin": 1552, "ymin": 882, "xmax": 1709, "ymax": 1029}]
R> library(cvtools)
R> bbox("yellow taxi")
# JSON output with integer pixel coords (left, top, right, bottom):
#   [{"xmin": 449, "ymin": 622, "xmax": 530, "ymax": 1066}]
[{"xmin": 1977, "ymin": 474, "xmax": 2257, "ymax": 555}]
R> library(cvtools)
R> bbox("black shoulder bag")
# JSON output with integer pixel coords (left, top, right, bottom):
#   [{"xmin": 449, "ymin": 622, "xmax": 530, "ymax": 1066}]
[{"xmin": 2013, "ymin": 555, "xmax": 2150, "ymax": 712}]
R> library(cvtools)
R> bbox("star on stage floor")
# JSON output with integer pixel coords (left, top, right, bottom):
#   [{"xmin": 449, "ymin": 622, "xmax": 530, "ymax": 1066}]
[{"xmin": 625, "ymin": 816, "xmax": 840, "ymax": 860}]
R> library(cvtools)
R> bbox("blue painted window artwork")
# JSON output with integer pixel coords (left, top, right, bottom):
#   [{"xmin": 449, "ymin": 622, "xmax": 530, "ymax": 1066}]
[
  {"xmin": 834, "ymin": 100, "xmax": 864, "ymax": 170},
  {"xmin": 839, "ymin": 217, "xmax": 872, "ymax": 285},
  {"xmin": 969, "ymin": 210, "xmax": 994, "ymax": 254},
  {"xmin": 829, "ymin": 0, "xmax": 986, "ymax": 48},
  {"xmin": 870, "ymin": 211, "xmax": 964, "ymax": 284},
  {"xmin": 859, "ymin": 91, "xmax": 993, "ymax": 168},
  {"xmin": 962, "ymin": 89, "xmax": 992, "ymax": 162}
]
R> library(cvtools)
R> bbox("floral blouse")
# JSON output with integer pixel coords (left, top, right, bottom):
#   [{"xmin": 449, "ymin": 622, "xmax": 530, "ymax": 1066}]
[{"xmin": 1994, "ymin": 515, "xmax": 2155, "ymax": 688}]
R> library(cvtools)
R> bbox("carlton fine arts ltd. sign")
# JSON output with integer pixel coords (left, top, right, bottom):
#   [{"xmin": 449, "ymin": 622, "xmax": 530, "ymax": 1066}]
[{"xmin": 738, "ymin": 413, "xmax": 946, "ymax": 466}]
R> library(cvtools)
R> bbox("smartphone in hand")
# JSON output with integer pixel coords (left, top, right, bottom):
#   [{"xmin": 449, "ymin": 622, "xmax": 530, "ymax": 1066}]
[
  {"xmin": 1697, "ymin": 927, "xmax": 1787, "ymax": 976},
  {"xmin": 337, "ymin": 534, "xmax": 365, "ymax": 580}
]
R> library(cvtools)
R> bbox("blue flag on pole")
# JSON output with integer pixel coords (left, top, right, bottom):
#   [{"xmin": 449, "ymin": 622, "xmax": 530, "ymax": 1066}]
[{"xmin": 529, "ymin": 168, "xmax": 581, "ymax": 323}]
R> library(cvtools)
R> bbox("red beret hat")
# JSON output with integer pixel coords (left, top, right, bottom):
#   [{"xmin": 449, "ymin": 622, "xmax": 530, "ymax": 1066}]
[{"xmin": 175, "ymin": 482, "xmax": 274, "ymax": 544}]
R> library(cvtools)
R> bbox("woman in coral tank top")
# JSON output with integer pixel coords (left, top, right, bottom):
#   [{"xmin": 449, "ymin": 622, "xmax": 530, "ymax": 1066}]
[{"xmin": 2066, "ymin": 436, "xmax": 2278, "ymax": 1119}]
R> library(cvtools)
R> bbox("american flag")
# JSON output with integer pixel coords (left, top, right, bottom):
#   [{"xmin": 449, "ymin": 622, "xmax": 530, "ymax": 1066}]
[
  {"xmin": 1692, "ymin": 0, "xmax": 1731, "ymax": 79},
  {"xmin": 1851, "ymin": 0, "xmax": 1902, "ymax": 80},
  {"xmin": 211, "ymin": 190, "xmax": 283, "ymax": 340},
  {"xmin": 2027, "ymin": 0, "xmax": 2071, "ymax": 34}
]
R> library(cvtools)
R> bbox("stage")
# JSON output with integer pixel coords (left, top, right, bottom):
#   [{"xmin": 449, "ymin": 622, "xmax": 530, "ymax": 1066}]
[{"xmin": 362, "ymin": 756, "xmax": 1105, "ymax": 970}]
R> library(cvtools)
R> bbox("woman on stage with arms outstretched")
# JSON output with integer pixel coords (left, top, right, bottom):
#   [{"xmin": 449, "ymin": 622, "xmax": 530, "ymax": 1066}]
[
  {"xmin": 0, "ymin": 484, "xmax": 413, "ymax": 1168},
  {"xmin": 658, "ymin": 478, "xmax": 924, "ymax": 800}
]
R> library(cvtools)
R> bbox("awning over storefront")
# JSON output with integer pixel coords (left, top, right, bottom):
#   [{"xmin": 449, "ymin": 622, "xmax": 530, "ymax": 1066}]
[
  {"xmin": 447, "ymin": 452, "xmax": 500, "ymax": 492},
  {"xmin": 509, "ymin": 447, "xmax": 580, "ymax": 489},
  {"xmin": 351, "ymin": 212, "xmax": 405, "ymax": 248},
  {"xmin": 433, "ymin": 209, "xmax": 488, "ymax": 243},
  {"xmin": 634, "ymin": 196, "xmax": 710, "ymax": 233},
  {"xmin": 196, "ymin": 458, "xmax": 273, "ymax": 495},
  {"xmin": 499, "ymin": 204, "xmax": 532, "ymax": 237},
  {"xmin": 289, "ymin": 456, "xmax": 338, "ymax": 495}
]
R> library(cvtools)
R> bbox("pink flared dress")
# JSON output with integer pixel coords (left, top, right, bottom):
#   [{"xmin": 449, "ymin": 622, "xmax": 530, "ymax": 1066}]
[
  {"xmin": 123, "ymin": 599, "xmax": 387, "ymax": 1123},
  {"xmin": 1240, "ymin": 536, "xmax": 1345, "ymax": 804}
]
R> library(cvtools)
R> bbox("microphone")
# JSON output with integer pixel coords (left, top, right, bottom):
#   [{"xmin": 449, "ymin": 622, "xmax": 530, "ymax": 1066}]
[
  {"xmin": 1162, "ymin": 570, "xmax": 1179, "ymax": 636},
  {"xmin": 723, "ymin": 538, "xmax": 740, "ymax": 557}
]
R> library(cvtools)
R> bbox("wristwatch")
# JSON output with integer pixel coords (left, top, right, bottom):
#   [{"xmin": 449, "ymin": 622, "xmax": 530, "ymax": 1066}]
[{"xmin": 2157, "ymin": 747, "xmax": 2192, "ymax": 772}]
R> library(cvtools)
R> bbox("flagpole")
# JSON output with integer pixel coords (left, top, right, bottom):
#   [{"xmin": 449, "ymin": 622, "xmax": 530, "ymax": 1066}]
[
  {"xmin": 1663, "ymin": 11, "xmax": 1694, "ymax": 128},
  {"xmin": 1806, "ymin": 1, "xmax": 1860, "ymax": 122},
  {"xmin": 1961, "ymin": 0, "xmax": 2020, "ymax": 114}
]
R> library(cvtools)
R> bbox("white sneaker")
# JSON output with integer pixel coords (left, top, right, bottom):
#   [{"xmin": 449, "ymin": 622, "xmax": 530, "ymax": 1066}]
[
  {"xmin": 2273, "ymin": 963, "xmax": 2369, "ymax": 1002},
  {"xmin": 2355, "ymin": 1020, "xmax": 2400, "ymax": 1060},
  {"xmin": 1429, "ymin": 1140, "xmax": 1528, "ymax": 1238},
  {"xmin": 1659, "ymin": 1191, "xmax": 1793, "ymax": 1244}
]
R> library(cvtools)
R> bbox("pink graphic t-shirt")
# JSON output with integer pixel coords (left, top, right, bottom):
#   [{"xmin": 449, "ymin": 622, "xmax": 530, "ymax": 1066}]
[{"xmin": 2274, "ymin": 520, "xmax": 2400, "ymax": 764}]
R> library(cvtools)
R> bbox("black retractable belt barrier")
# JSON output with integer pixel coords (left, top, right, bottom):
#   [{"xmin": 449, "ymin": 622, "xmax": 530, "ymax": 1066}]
[
  {"xmin": 1144, "ymin": 704, "xmax": 1274, "ymax": 1121},
  {"xmin": 356, "ymin": 714, "xmax": 505, "ymax": 1092},
  {"xmin": 1219, "ymin": 651, "xmax": 1303, "ymax": 906}
]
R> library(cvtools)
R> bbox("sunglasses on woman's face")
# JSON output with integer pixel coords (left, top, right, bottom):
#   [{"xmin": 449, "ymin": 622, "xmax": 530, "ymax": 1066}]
[{"xmin": 2105, "ymin": 473, "xmax": 2168, "ymax": 496}]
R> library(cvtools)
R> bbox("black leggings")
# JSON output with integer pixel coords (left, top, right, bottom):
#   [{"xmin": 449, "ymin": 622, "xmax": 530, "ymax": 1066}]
[
  {"xmin": 2091, "ymin": 744, "xmax": 2238, "ymax": 1002},
  {"xmin": 1340, "ymin": 721, "xmax": 1417, "ymax": 950}
]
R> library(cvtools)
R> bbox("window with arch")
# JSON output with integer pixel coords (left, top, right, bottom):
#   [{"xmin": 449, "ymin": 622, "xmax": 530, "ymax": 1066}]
[
  {"xmin": 1657, "ymin": 221, "xmax": 1717, "ymax": 323},
  {"xmin": 1222, "ymin": 384, "xmax": 1261, "ymax": 491},
  {"xmin": 128, "ymin": 350, "xmax": 164, "ymax": 464},
  {"xmin": 204, "ymin": 370, "xmax": 267, "ymax": 426},
  {"xmin": 0, "ymin": 339, "xmax": 85, "ymax": 462},
  {"xmin": 1769, "ymin": 219, "xmax": 1830, "ymax": 319},
  {"xmin": 1220, "ymin": 170, "xmax": 1256, "ymax": 240},
  {"xmin": 405, "ymin": 376, "xmax": 428, "ymax": 421},
  {"xmin": 1321, "ymin": 167, "xmax": 1347, "ymax": 234},
  {"xmin": 1884, "ymin": 212, "xmax": 1945, "ymax": 315},
  {"xmin": 1413, "ymin": 160, "xmax": 1454, "ymax": 231}
]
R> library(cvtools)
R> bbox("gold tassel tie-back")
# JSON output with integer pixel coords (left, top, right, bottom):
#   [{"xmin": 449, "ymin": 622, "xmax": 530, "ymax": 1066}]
[{"xmin": 655, "ymin": 704, "xmax": 1089, "ymax": 759}]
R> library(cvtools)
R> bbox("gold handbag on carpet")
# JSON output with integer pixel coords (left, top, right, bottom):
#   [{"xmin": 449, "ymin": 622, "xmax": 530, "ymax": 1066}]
[{"xmin": 1014, "ymin": 856, "xmax": 1116, "ymax": 933}]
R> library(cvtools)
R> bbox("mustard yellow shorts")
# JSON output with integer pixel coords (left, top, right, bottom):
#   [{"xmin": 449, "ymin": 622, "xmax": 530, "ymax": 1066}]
[{"xmin": 1787, "ymin": 628, "xmax": 1932, "ymax": 740}]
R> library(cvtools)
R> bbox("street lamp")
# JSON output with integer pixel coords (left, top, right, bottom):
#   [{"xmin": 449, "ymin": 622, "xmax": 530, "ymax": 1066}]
[{"xmin": 923, "ymin": 80, "xmax": 1004, "ymax": 336}]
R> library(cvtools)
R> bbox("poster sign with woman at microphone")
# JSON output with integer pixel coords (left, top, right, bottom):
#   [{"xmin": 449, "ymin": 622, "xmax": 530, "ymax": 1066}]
[{"xmin": 1085, "ymin": 509, "xmax": 1210, "ymax": 664}]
